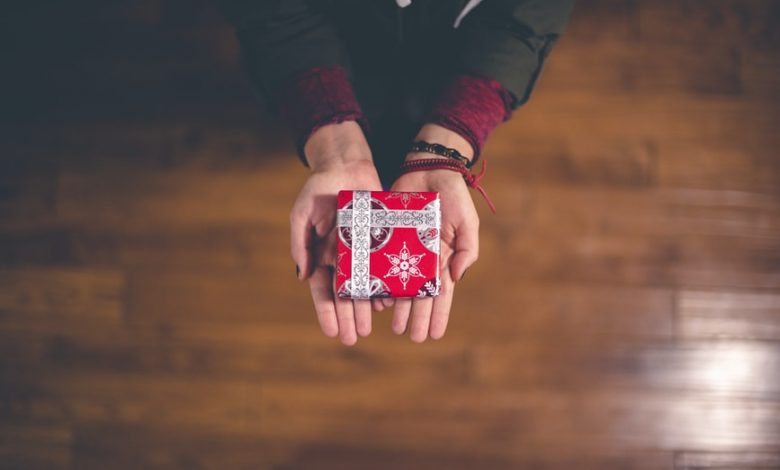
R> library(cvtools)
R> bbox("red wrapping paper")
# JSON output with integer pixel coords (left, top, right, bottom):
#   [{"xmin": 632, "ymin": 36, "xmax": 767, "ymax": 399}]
[{"xmin": 336, "ymin": 190, "xmax": 441, "ymax": 299}]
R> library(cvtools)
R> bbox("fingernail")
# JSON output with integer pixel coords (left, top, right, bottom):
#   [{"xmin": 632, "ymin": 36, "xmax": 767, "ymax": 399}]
[{"xmin": 295, "ymin": 264, "xmax": 300, "ymax": 280}]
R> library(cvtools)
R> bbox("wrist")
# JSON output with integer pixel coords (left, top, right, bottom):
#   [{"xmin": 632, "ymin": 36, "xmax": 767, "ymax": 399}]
[
  {"xmin": 304, "ymin": 121, "xmax": 373, "ymax": 172},
  {"xmin": 405, "ymin": 124, "xmax": 474, "ymax": 163},
  {"xmin": 397, "ymin": 159, "xmax": 470, "ymax": 189}
]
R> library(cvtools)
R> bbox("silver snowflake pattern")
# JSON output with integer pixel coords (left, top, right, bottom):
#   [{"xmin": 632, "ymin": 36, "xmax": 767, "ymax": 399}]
[
  {"xmin": 383, "ymin": 241, "xmax": 426, "ymax": 289},
  {"xmin": 385, "ymin": 191, "xmax": 426, "ymax": 208}
]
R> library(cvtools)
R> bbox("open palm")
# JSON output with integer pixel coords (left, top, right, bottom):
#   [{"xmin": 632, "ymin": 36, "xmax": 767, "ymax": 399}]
[{"xmin": 388, "ymin": 167, "xmax": 480, "ymax": 342}]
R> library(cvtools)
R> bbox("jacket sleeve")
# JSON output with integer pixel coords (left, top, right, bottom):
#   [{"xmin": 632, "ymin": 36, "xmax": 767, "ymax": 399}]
[
  {"xmin": 216, "ymin": 0, "xmax": 353, "ymax": 113},
  {"xmin": 455, "ymin": 0, "xmax": 574, "ymax": 109}
]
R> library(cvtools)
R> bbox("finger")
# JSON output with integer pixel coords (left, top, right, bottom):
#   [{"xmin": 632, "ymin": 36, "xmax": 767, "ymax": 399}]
[
  {"xmin": 409, "ymin": 297, "xmax": 434, "ymax": 343},
  {"xmin": 313, "ymin": 226, "xmax": 339, "ymax": 269},
  {"xmin": 313, "ymin": 215, "xmax": 335, "ymax": 240},
  {"xmin": 430, "ymin": 270, "xmax": 455, "ymax": 340},
  {"xmin": 333, "ymin": 277, "xmax": 358, "ymax": 346},
  {"xmin": 354, "ymin": 299, "xmax": 372, "ymax": 337},
  {"xmin": 308, "ymin": 266, "xmax": 339, "ymax": 338},
  {"xmin": 450, "ymin": 216, "xmax": 480, "ymax": 282},
  {"xmin": 382, "ymin": 297, "xmax": 395, "ymax": 308},
  {"xmin": 372, "ymin": 298, "xmax": 386, "ymax": 312},
  {"xmin": 290, "ymin": 212, "xmax": 313, "ymax": 280},
  {"xmin": 392, "ymin": 298, "xmax": 413, "ymax": 335}
]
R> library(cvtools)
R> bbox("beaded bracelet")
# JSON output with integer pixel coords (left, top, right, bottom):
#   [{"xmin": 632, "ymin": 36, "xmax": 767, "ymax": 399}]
[
  {"xmin": 408, "ymin": 140, "xmax": 474, "ymax": 169},
  {"xmin": 399, "ymin": 157, "xmax": 496, "ymax": 214}
]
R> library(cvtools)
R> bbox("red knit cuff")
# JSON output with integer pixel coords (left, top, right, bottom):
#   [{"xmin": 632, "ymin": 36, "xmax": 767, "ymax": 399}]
[
  {"xmin": 278, "ymin": 65, "xmax": 370, "ymax": 167},
  {"xmin": 426, "ymin": 74, "xmax": 513, "ymax": 163}
]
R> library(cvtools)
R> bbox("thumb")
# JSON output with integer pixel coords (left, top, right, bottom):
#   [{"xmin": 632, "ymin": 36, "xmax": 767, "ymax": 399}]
[
  {"xmin": 449, "ymin": 219, "xmax": 479, "ymax": 282},
  {"xmin": 313, "ymin": 226, "xmax": 339, "ymax": 269}
]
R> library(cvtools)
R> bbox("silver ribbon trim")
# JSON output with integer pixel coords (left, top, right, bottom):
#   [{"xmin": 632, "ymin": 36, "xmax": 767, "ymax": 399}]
[
  {"xmin": 337, "ymin": 209, "xmax": 439, "ymax": 229},
  {"xmin": 349, "ymin": 191, "xmax": 372, "ymax": 299}
]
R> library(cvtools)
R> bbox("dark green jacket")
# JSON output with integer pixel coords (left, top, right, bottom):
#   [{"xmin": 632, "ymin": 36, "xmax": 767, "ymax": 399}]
[{"xmin": 218, "ymin": 0, "xmax": 574, "ymax": 116}]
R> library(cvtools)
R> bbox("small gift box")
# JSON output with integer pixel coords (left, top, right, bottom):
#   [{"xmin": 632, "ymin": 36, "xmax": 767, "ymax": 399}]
[{"xmin": 335, "ymin": 190, "xmax": 441, "ymax": 299}]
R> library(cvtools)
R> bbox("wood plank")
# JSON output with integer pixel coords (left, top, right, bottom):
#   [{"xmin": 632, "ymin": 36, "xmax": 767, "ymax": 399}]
[
  {"xmin": 656, "ymin": 141, "xmax": 779, "ymax": 192},
  {"xmin": 676, "ymin": 290, "xmax": 780, "ymax": 340},
  {"xmin": 71, "ymin": 425, "xmax": 295, "ymax": 469},
  {"xmin": 675, "ymin": 451, "xmax": 780, "ymax": 469},
  {"xmin": 471, "ymin": 339, "xmax": 780, "ymax": 399},
  {"xmin": 491, "ymin": 232, "xmax": 780, "ymax": 289},
  {"xmin": 741, "ymin": 48, "xmax": 780, "ymax": 97},
  {"xmin": 0, "ymin": 223, "xmax": 292, "ymax": 273},
  {"xmin": 0, "ymin": 423, "xmax": 72, "ymax": 469},
  {"xmin": 6, "ymin": 373, "xmax": 267, "ymax": 435},
  {"xmin": 55, "ymin": 167, "xmax": 301, "ymax": 231},
  {"xmin": 544, "ymin": 40, "xmax": 741, "ymax": 94},
  {"xmin": 282, "ymin": 443, "xmax": 672, "ymax": 470},
  {"xmin": 0, "ymin": 321, "xmax": 470, "ymax": 383},
  {"xmin": 565, "ymin": 0, "xmax": 639, "ymax": 41},
  {"xmin": 36, "ymin": 123, "xmax": 292, "ymax": 171},
  {"xmin": 476, "ymin": 186, "xmax": 780, "ymax": 289},
  {"xmin": 497, "ymin": 90, "xmax": 780, "ymax": 146},
  {"xmin": 637, "ymin": 0, "xmax": 780, "ymax": 48},
  {"xmin": 486, "ymin": 136, "xmax": 779, "ymax": 192},
  {"xmin": 453, "ymin": 281, "xmax": 674, "ymax": 340},
  {"xmin": 480, "ymin": 186, "xmax": 780, "ymax": 239},
  {"xmin": 0, "ymin": 225, "xmax": 259, "ymax": 272},
  {"xmin": 0, "ymin": 268, "xmax": 124, "ymax": 321},
  {"xmin": 483, "ymin": 136, "xmax": 659, "ymax": 187},
  {"xmin": 126, "ymin": 270, "xmax": 308, "ymax": 324},
  {"xmin": 69, "ymin": 424, "xmax": 672, "ymax": 470},
  {"xmin": 257, "ymin": 381, "xmax": 780, "ymax": 452}
]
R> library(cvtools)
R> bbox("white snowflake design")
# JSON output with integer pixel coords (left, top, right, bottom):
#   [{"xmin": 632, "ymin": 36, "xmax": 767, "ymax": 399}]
[
  {"xmin": 383, "ymin": 241, "xmax": 426, "ymax": 289},
  {"xmin": 385, "ymin": 191, "xmax": 426, "ymax": 209}
]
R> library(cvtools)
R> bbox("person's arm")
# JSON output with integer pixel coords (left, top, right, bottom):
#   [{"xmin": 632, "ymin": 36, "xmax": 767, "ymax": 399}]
[
  {"xmin": 217, "ymin": 0, "xmax": 352, "ymax": 113},
  {"xmin": 218, "ymin": 0, "xmax": 380, "ymax": 346},
  {"xmin": 390, "ymin": 0, "xmax": 575, "ymax": 343},
  {"xmin": 217, "ymin": 0, "xmax": 371, "ymax": 164},
  {"xmin": 456, "ymin": 0, "xmax": 575, "ymax": 110}
]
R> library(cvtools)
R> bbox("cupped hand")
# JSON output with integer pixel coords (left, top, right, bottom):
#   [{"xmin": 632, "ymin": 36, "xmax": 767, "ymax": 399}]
[
  {"xmin": 388, "ymin": 124, "xmax": 481, "ymax": 342},
  {"xmin": 389, "ymin": 163, "xmax": 480, "ymax": 342},
  {"xmin": 290, "ymin": 121, "xmax": 384, "ymax": 346}
]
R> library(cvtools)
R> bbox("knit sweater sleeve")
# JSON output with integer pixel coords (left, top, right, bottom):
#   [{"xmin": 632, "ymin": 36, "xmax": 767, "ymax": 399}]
[
  {"xmin": 277, "ymin": 65, "xmax": 369, "ymax": 168},
  {"xmin": 425, "ymin": 73, "xmax": 514, "ymax": 163}
]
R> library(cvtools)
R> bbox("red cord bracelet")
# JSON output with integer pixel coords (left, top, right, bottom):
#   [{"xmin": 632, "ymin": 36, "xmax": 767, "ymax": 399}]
[{"xmin": 399, "ymin": 157, "xmax": 497, "ymax": 214}]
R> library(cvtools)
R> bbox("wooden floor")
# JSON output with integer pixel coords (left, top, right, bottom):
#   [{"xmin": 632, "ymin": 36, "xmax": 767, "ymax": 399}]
[{"xmin": 1, "ymin": 1, "xmax": 779, "ymax": 468}]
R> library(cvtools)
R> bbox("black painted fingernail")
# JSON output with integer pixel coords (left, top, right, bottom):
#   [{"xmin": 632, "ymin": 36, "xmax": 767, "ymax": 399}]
[{"xmin": 295, "ymin": 264, "xmax": 300, "ymax": 279}]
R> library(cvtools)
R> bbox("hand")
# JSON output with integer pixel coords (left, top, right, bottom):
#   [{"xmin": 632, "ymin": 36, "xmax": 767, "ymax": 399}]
[
  {"xmin": 290, "ymin": 121, "xmax": 385, "ymax": 346},
  {"xmin": 388, "ymin": 124, "xmax": 480, "ymax": 342}
]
